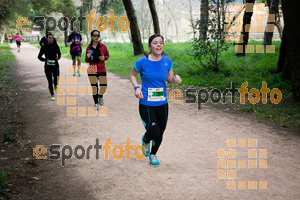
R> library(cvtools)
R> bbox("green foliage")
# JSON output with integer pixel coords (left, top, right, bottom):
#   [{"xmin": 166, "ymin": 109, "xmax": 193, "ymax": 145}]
[
  {"xmin": 193, "ymin": 0, "xmax": 230, "ymax": 72},
  {"xmin": 0, "ymin": 44, "xmax": 14, "ymax": 90}
]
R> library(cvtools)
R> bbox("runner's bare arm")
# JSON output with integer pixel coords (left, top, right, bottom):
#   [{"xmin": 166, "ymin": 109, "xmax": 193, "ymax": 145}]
[
  {"xmin": 130, "ymin": 68, "xmax": 143, "ymax": 99},
  {"xmin": 166, "ymin": 69, "xmax": 182, "ymax": 84}
]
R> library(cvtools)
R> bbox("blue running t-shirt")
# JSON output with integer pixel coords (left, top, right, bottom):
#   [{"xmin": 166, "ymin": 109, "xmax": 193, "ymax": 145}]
[{"xmin": 134, "ymin": 55, "xmax": 173, "ymax": 106}]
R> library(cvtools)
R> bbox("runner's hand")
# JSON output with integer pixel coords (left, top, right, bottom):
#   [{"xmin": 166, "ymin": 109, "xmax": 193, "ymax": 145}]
[
  {"xmin": 72, "ymin": 39, "xmax": 74, "ymax": 43},
  {"xmin": 174, "ymin": 75, "xmax": 182, "ymax": 84},
  {"xmin": 99, "ymin": 54, "xmax": 105, "ymax": 61},
  {"xmin": 87, "ymin": 52, "xmax": 92, "ymax": 58},
  {"xmin": 135, "ymin": 88, "xmax": 143, "ymax": 99}
]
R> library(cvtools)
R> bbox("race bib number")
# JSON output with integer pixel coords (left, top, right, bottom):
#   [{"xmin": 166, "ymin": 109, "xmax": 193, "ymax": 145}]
[
  {"xmin": 75, "ymin": 39, "xmax": 80, "ymax": 44},
  {"xmin": 148, "ymin": 88, "xmax": 165, "ymax": 101},
  {"xmin": 47, "ymin": 60, "xmax": 55, "ymax": 66}
]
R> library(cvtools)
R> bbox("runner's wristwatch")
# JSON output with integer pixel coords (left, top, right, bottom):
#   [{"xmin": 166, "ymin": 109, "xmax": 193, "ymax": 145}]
[{"xmin": 134, "ymin": 86, "xmax": 140, "ymax": 91}]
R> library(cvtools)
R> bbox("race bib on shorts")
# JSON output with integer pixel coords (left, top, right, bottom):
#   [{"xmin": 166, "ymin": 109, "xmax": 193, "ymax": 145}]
[
  {"xmin": 148, "ymin": 88, "xmax": 165, "ymax": 101},
  {"xmin": 47, "ymin": 60, "xmax": 55, "ymax": 66}
]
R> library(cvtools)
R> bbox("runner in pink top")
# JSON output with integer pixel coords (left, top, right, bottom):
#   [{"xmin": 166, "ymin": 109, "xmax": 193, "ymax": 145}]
[{"xmin": 15, "ymin": 33, "xmax": 21, "ymax": 52}]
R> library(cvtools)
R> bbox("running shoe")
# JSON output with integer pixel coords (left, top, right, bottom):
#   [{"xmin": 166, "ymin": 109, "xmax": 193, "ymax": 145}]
[
  {"xmin": 149, "ymin": 154, "xmax": 160, "ymax": 166},
  {"xmin": 54, "ymin": 86, "xmax": 58, "ymax": 92},
  {"xmin": 50, "ymin": 95, "xmax": 55, "ymax": 101},
  {"xmin": 142, "ymin": 134, "xmax": 150, "ymax": 157},
  {"xmin": 99, "ymin": 96, "xmax": 104, "ymax": 106},
  {"xmin": 94, "ymin": 103, "xmax": 99, "ymax": 110},
  {"xmin": 77, "ymin": 70, "xmax": 81, "ymax": 77},
  {"xmin": 73, "ymin": 72, "xmax": 76, "ymax": 76}
]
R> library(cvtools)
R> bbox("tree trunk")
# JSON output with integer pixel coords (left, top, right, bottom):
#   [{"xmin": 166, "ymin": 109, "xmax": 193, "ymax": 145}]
[
  {"xmin": 236, "ymin": 0, "xmax": 255, "ymax": 57},
  {"xmin": 263, "ymin": 0, "xmax": 279, "ymax": 45},
  {"xmin": 64, "ymin": 30, "xmax": 68, "ymax": 47},
  {"xmin": 275, "ymin": 15, "xmax": 283, "ymax": 39},
  {"xmin": 122, "ymin": 0, "xmax": 144, "ymax": 55},
  {"xmin": 147, "ymin": 0, "xmax": 160, "ymax": 34},
  {"xmin": 280, "ymin": 0, "xmax": 300, "ymax": 101},
  {"xmin": 200, "ymin": 0, "xmax": 208, "ymax": 41},
  {"xmin": 277, "ymin": 27, "xmax": 288, "ymax": 77}
]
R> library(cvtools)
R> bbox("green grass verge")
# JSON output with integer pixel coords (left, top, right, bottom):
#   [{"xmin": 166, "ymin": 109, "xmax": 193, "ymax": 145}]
[{"xmin": 0, "ymin": 44, "xmax": 15, "ymax": 90}]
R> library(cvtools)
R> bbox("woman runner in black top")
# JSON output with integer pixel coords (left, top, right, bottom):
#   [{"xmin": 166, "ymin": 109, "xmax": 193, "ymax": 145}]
[{"xmin": 38, "ymin": 33, "xmax": 61, "ymax": 101}]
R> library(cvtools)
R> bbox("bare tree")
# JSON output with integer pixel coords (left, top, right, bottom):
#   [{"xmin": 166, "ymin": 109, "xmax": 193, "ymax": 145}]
[
  {"xmin": 148, "ymin": 0, "xmax": 160, "ymax": 34},
  {"xmin": 181, "ymin": 0, "xmax": 196, "ymax": 40},
  {"xmin": 122, "ymin": 0, "xmax": 144, "ymax": 55},
  {"xmin": 200, "ymin": 0, "xmax": 208, "ymax": 41},
  {"xmin": 163, "ymin": 0, "xmax": 179, "ymax": 42}
]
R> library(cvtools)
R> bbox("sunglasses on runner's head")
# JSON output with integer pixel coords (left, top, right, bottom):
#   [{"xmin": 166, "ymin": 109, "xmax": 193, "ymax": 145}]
[{"xmin": 93, "ymin": 34, "xmax": 100, "ymax": 37}]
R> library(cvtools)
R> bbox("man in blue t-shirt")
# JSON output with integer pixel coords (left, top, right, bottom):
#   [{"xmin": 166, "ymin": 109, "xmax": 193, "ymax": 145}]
[{"xmin": 67, "ymin": 27, "xmax": 83, "ymax": 76}]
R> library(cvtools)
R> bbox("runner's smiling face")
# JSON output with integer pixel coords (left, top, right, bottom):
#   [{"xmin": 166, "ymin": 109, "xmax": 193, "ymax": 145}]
[{"xmin": 149, "ymin": 36, "xmax": 164, "ymax": 55}]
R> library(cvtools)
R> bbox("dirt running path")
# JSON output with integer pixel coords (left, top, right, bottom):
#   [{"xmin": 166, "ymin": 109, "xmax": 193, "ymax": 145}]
[{"xmin": 9, "ymin": 43, "xmax": 300, "ymax": 199}]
